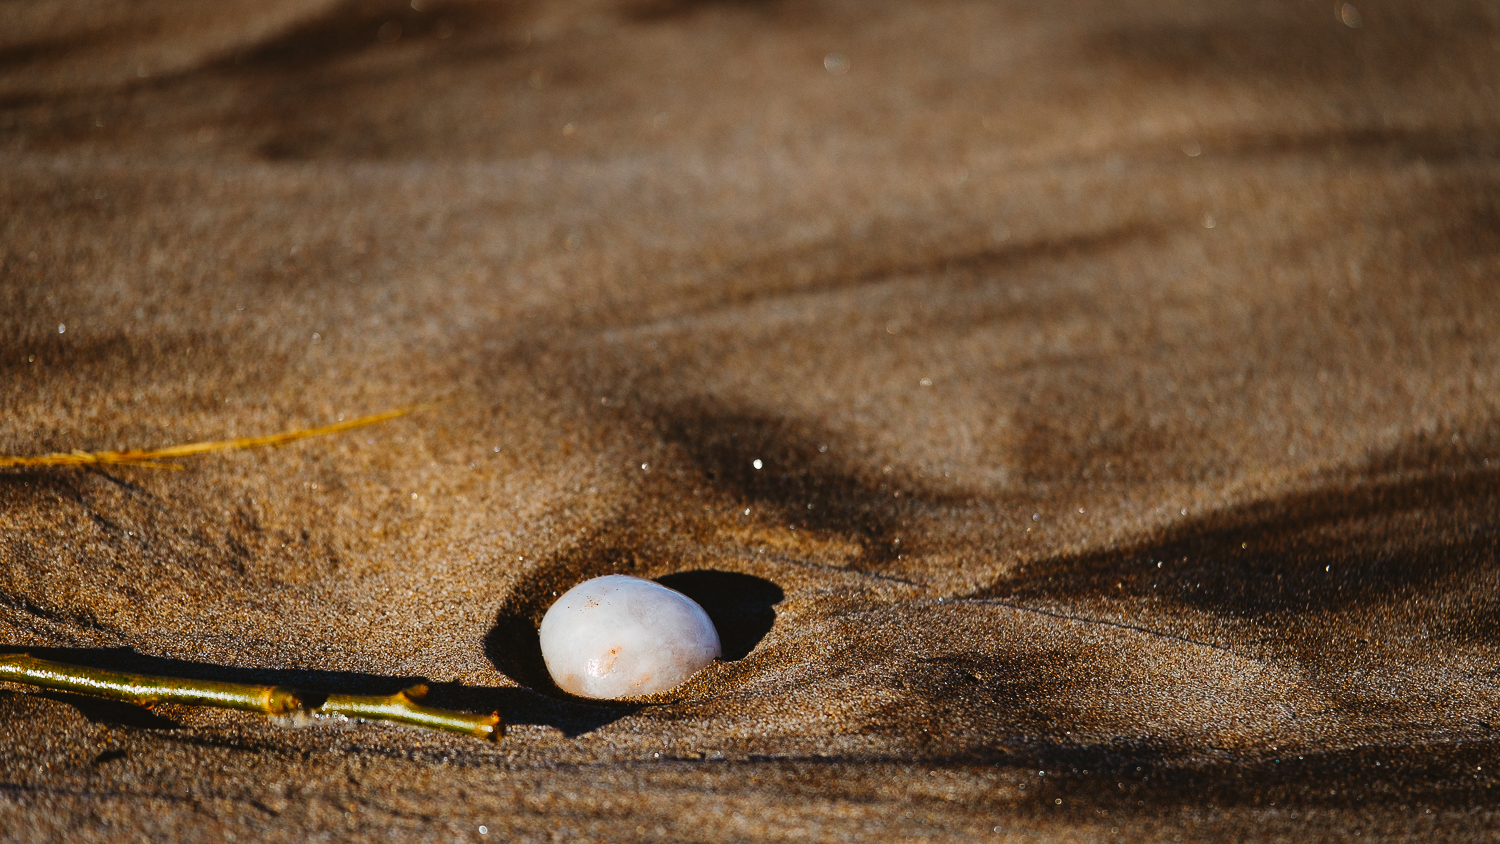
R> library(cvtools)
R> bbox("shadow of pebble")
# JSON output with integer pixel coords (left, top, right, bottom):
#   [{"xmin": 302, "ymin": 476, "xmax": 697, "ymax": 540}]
[{"xmin": 655, "ymin": 570, "xmax": 783, "ymax": 661}]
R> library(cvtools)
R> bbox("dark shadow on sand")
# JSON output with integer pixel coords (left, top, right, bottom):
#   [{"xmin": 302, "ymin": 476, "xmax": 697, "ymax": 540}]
[{"xmin": 656, "ymin": 570, "xmax": 782, "ymax": 661}]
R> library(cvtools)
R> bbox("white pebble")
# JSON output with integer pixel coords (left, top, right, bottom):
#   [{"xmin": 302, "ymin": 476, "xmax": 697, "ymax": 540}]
[{"xmin": 538, "ymin": 575, "xmax": 721, "ymax": 699}]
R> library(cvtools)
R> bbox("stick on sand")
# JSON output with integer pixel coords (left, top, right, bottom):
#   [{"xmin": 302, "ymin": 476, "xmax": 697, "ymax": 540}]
[{"xmin": 0, "ymin": 654, "xmax": 502, "ymax": 740}]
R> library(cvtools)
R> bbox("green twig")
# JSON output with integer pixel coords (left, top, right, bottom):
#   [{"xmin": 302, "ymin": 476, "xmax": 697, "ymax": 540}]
[{"xmin": 0, "ymin": 654, "xmax": 502, "ymax": 741}]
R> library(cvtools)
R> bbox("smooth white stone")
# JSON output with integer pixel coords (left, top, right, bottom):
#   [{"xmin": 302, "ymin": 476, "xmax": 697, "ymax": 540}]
[{"xmin": 538, "ymin": 575, "xmax": 722, "ymax": 699}]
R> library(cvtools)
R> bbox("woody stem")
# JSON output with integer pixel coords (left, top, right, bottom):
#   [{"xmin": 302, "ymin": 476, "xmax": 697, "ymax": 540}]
[{"xmin": 0, "ymin": 654, "xmax": 501, "ymax": 741}]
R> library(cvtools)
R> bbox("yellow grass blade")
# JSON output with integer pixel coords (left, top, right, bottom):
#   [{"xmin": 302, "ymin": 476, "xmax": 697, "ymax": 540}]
[{"xmin": 0, "ymin": 406, "xmax": 419, "ymax": 469}]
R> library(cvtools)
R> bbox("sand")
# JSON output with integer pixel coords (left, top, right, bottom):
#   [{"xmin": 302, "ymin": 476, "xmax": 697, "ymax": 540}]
[{"xmin": 2, "ymin": 0, "xmax": 1499, "ymax": 840}]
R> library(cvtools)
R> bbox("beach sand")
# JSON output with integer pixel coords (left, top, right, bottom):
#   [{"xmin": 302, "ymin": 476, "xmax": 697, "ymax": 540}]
[{"xmin": 2, "ymin": 0, "xmax": 1499, "ymax": 839}]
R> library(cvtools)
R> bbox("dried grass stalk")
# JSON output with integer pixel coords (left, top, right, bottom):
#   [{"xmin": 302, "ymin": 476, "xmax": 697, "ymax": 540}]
[
  {"xmin": 0, "ymin": 654, "xmax": 502, "ymax": 740},
  {"xmin": 0, "ymin": 407, "xmax": 416, "ymax": 469}
]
